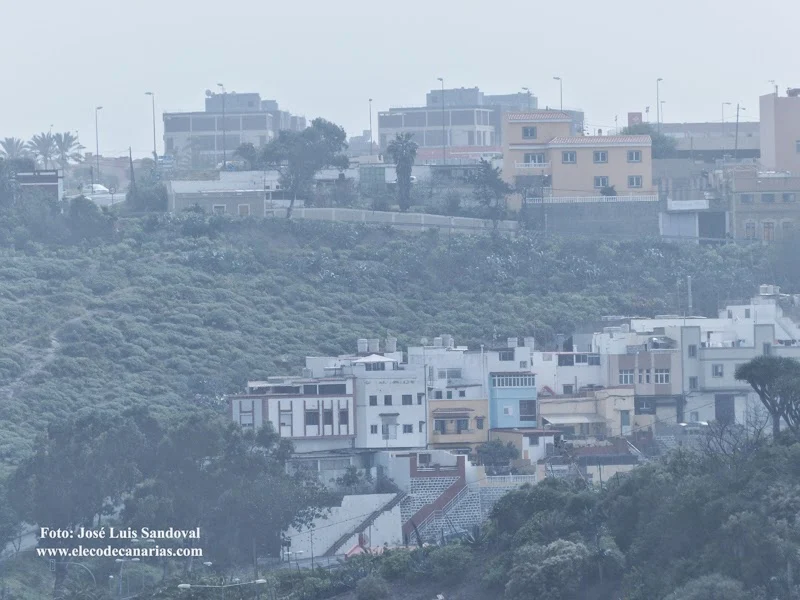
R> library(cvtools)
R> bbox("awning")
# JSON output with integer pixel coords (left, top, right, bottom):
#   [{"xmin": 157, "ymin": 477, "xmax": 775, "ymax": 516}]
[{"xmin": 542, "ymin": 414, "xmax": 605, "ymax": 425}]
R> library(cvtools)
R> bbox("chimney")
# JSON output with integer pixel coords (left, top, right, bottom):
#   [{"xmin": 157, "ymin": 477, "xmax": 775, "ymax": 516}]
[
  {"xmin": 357, "ymin": 339, "xmax": 368, "ymax": 354},
  {"xmin": 368, "ymin": 338, "xmax": 380, "ymax": 353},
  {"xmin": 385, "ymin": 337, "xmax": 397, "ymax": 353}
]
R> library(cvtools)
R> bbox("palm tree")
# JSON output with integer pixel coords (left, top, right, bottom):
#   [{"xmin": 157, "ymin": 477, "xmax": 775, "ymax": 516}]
[
  {"xmin": 386, "ymin": 133, "xmax": 418, "ymax": 211},
  {"xmin": 0, "ymin": 137, "xmax": 28, "ymax": 159},
  {"xmin": 53, "ymin": 132, "xmax": 85, "ymax": 168},
  {"xmin": 27, "ymin": 132, "xmax": 56, "ymax": 168}
]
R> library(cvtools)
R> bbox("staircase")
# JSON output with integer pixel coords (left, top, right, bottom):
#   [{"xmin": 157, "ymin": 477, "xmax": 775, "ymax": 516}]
[{"xmin": 323, "ymin": 492, "xmax": 407, "ymax": 557}]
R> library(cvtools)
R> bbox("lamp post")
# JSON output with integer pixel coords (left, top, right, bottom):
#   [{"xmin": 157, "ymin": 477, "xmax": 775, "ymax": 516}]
[
  {"xmin": 734, "ymin": 104, "xmax": 746, "ymax": 160},
  {"xmin": 217, "ymin": 83, "xmax": 226, "ymax": 168},
  {"xmin": 437, "ymin": 77, "xmax": 446, "ymax": 165},
  {"xmin": 369, "ymin": 98, "xmax": 373, "ymax": 156},
  {"xmin": 656, "ymin": 78, "xmax": 663, "ymax": 133},
  {"xmin": 553, "ymin": 77, "xmax": 562, "ymax": 111},
  {"xmin": 145, "ymin": 92, "xmax": 157, "ymax": 162},
  {"xmin": 660, "ymin": 100, "xmax": 666, "ymax": 125},
  {"xmin": 721, "ymin": 101, "xmax": 731, "ymax": 152},
  {"xmin": 94, "ymin": 106, "xmax": 103, "ymax": 177}
]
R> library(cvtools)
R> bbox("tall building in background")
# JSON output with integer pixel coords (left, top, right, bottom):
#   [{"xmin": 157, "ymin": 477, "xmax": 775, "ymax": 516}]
[
  {"xmin": 378, "ymin": 87, "xmax": 580, "ymax": 164},
  {"xmin": 760, "ymin": 88, "xmax": 800, "ymax": 173},
  {"xmin": 163, "ymin": 92, "xmax": 306, "ymax": 170}
]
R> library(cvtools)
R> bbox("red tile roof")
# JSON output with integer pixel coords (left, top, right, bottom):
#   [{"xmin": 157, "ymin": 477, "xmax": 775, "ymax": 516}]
[
  {"xmin": 549, "ymin": 135, "xmax": 651, "ymax": 146},
  {"xmin": 507, "ymin": 111, "xmax": 572, "ymax": 121}
]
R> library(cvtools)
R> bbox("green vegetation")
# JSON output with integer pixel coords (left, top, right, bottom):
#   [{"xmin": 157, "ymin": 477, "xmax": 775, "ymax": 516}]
[{"xmin": 386, "ymin": 133, "xmax": 418, "ymax": 212}]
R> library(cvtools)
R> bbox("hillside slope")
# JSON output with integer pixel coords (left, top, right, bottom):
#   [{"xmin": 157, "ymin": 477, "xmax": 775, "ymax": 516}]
[{"xmin": 0, "ymin": 215, "xmax": 792, "ymax": 466}]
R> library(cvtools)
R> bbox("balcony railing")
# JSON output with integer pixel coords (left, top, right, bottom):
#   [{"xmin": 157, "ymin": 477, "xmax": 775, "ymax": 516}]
[
  {"xmin": 525, "ymin": 194, "xmax": 659, "ymax": 204},
  {"xmin": 515, "ymin": 161, "xmax": 551, "ymax": 170}
]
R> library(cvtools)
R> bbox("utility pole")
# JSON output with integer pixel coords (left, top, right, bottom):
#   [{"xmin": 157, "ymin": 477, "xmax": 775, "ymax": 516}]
[
  {"xmin": 94, "ymin": 106, "xmax": 103, "ymax": 177},
  {"xmin": 145, "ymin": 92, "xmax": 157, "ymax": 162},
  {"xmin": 721, "ymin": 102, "xmax": 731, "ymax": 152},
  {"xmin": 217, "ymin": 83, "xmax": 226, "ymax": 168},
  {"xmin": 368, "ymin": 98, "xmax": 373, "ymax": 156},
  {"xmin": 437, "ymin": 77, "xmax": 446, "ymax": 165},
  {"xmin": 734, "ymin": 103, "xmax": 743, "ymax": 160},
  {"xmin": 687, "ymin": 275, "xmax": 693, "ymax": 315},
  {"xmin": 656, "ymin": 78, "xmax": 663, "ymax": 133}
]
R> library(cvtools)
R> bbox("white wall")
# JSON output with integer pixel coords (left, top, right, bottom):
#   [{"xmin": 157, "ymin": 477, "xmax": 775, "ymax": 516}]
[
  {"xmin": 284, "ymin": 494, "xmax": 401, "ymax": 557},
  {"xmin": 355, "ymin": 374, "xmax": 427, "ymax": 449}
]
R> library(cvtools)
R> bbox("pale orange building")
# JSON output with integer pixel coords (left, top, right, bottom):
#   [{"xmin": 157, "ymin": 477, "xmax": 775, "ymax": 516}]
[{"xmin": 502, "ymin": 111, "xmax": 655, "ymax": 202}]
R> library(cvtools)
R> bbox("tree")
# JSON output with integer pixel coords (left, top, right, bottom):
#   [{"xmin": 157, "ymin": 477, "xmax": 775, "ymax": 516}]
[
  {"xmin": 234, "ymin": 142, "xmax": 261, "ymax": 170},
  {"xmin": 27, "ymin": 132, "xmax": 57, "ymax": 168},
  {"xmin": 505, "ymin": 540, "xmax": 589, "ymax": 600},
  {"xmin": 53, "ymin": 132, "xmax": 85, "ymax": 169},
  {"xmin": 664, "ymin": 574, "xmax": 749, "ymax": 600},
  {"xmin": 735, "ymin": 356, "xmax": 800, "ymax": 436},
  {"xmin": 471, "ymin": 158, "xmax": 512, "ymax": 228},
  {"xmin": 126, "ymin": 167, "xmax": 168, "ymax": 212},
  {"xmin": 260, "ymin": 118, "xmax": 349, "ymax": 218},
  {"xmin": 600, "ymin": 185, "xmax": 617, "ymax": 197},
  {"xmin": 386, "ymin": 133, "xmax": 418, "ymax": 212},
  {"xmin": 0, "ymin": 137, "xmax": 28, "ymax": 159},
  {"xmin": 620, "ymin": 123, "xmax": 677, "ymax": 159},
  {"xmin": 475, "ymin": 439, "xmax": 519, "ymax": 473}
]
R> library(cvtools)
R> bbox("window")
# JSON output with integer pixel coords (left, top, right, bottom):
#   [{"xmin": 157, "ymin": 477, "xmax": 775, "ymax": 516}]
[
  {"xmin": 212, "ymin": 204, "xmax": 226, "ymax": 215},
  {"xmin": 627, "ymin": 150, "xmax": 642, "ymax": 163},
  {"xmin": 476, "ymin": 417, "xmax": 485, "ymax": 430},
  {"xmin": 594, "ymin": 176, "xmax": 609, "ymax": 189},
  {"xmin": 381, "ymin": 424, "xmax": 389, "ymax": 436},
  {"xmin": 689, "ymin": 376, "xmax": 698, "ymax": 390},
  {"xmin": 619, "ymin": 369, "xmax": 634, "ymax": 385},
  {"xmin": 783, "ymin": 221, "xmax": 793, "ymax": 237},
  {"xmin": 620, "ymin": 410, "xmax": 630, "ymax": 428},
  {"xmin": 712, "ymin": 364, "xmax": 724, "ymax": 378},
  {"xmin": 417, "ymin": 393, "xmax": 424, "ymax": 404},
  {"xmin": 764, "ymin": 343, "xmax": 772, "ymax": 356},
  {"xmin": 740, "ymin": 194, "xmax": 754, "ymax": 204},
  {"xmin": 323, "ymin": 409, "xmax": 333, "ymax": 426},
  {"xmin": 318, "ymin": 384, "xmax": 347, "ymax": 394},
  {"xmin": 690, "ymin": 411, "xmax": 699, "ymax": 422},
  {"xmin": 369, "ymin": 395, "xmax": 377, "ymax": 406},
  {"xmin": 370, "ymin": 424, "xmax": 378, "ymax": 434},
  {"xmin": 558, "ymin": 354, "xmax": 575, "ymax": 366},
  {"xmin": 593, "ymin": 150, "xmax": 608, "ymax": 163},
  {"xmin": 419, "ymin": 421, "xmax": 425, "ymax": 433},
  {"xmin": 575, "ymin": 354, "xmax": 588, "ymax": 364},
  {"xmin": 446, "ymin": 391, "xmax": 453, "ymax": 399},
  {"xmin": 688, "ymin": 344, "xmax": 697, "ymax": 358},
  {"xmin": 458, "ymin": 390, "xmax": 466, "ymax": 398},
  {"xmin": 491, "ymin": 375, "xmax": 536, "ymax": 387},
  {"xmin": 522, "ymin": 126, "xmax": 537, "ymax": 139},
  {"xmin": 437, "ymin": 368, "xmax": 462, "ymax": 380},
  {"xmin": 519, "ymin": 400, "xmax": 537, "ymax": 421},
  {"xmin": 744, "ymin": 221, "xmax": 756, "ymax": 239},
  {"xmin": 305, "ymin": 410, "xmax": 319, "ymax": 426},
  {"xmin": 562, "ymin": 151, "xmax": 577, "ymax": 164},
  {"xmin": 646, "ymin": 369, "xmax": 651, "ymax": 383},
  {"xmin": 563, "ymin": 384, "xmax": 574, "ymax": 395},
  {"xmin": 339, "ymin": 410, "xmax": 349, "ymax": 425},
  {"xmin": 434, "ymin": 391, "xmax": 443, "ymax": 399},
  {"xmin": 456, "ymin": 419, "xmax": 469, "ymax": 433},
  {"xmin": 745, "ymin": 308, "xmax": 751, "ymax": 318},
  {"xmin": 654, "ymin": 368, "xmax": 670, "ymax": 384},
  {"xmin": 524, "ymin": 152, "xmax": 546, "ymax": 164},
  {"xmin": 403, "ymin": 424, "xmax": 413, "ymax": 434},
  {"xmin": 498, "ymin": 350, "xmax": 514, "ymax": 361},
  {"xmin": 279, "ymin": 412, "xmax": 292, "ymax": 427},
  {"xmin": 519, "ymin": 361, "xmax": 528, "ymax": 368},
  {"xmin": 783, "ymin": 193, "xmax": 796, "ymax": 203},
  {"xmin": 764, "ymin": 222, "xmax": 775, "ymax": 241},
  {"xmin": 503, "ymin": 406, "xmax": 512, "ymax": 415},
  {"xmin": 418, "ymin": 453, "xmax": 432, "ymax": 464},
  {"xmin": 434, "ymin": 420, "xmax": 446, "ymax": 433},
  {"xmin": 365, "ymin": 362, "xmax": 386, "ymax": 371},
  {"xmin": 303, "ymin": 384, "xmax": 318, "ymax": 395},
  {"xmin": 588, "ymin": 354, "xmax": 600, "ymax": 366},
  {"xmin": 762, "ymin": 193, "xmax": 776, "ymax": 203},
  {"xmin": 638, "ymin": 369, "xmax": 643, "ymax": 384},
  {"xmin": 628, "ymin": 175, "xmax": 643, "ymax": 188},
  {"xmin": 238, "ymin": 204, "xmax": 251, "ymax": 216},
  {"xmin": 384, "ymin": 395, "xmax": 392, "ymax": 406},
  {"xmin": 402, "ymin": 394, "xmax": 413, "ymax": 405}
]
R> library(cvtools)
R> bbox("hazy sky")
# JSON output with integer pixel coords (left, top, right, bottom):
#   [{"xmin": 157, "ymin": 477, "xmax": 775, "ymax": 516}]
[{"xmin": 4, "ymin": 0, "xmax": 797, "ymax": 158}]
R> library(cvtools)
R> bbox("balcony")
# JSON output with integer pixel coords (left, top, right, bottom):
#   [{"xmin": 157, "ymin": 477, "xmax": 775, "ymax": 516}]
[
  {"xmin": 515, "ymin": 161, "xmax": 551, "ymax": 171},
  {"xmin": 525, "ymin": 194, "xmax": 659, "ymax": 204}
]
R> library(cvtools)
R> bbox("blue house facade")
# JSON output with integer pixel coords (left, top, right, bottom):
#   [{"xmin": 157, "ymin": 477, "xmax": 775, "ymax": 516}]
[{"xmin": 488, "ymin": 372, "xmax": 537, "ymax": 428}]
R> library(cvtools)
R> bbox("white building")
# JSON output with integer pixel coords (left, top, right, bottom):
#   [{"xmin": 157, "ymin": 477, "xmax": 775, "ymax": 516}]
[{"xmin": 306, "ymin": 338, "xmax": 427, "ymax": 450}]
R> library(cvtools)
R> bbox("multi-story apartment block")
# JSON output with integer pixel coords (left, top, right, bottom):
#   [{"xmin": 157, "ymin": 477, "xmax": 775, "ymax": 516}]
[
  {"xmin": 503, "ymin": 111, "xmax": 656, "ymax": 200},
  {"xmin": 760, "ymin": 89, "xmax": 800, "ymax": 174},
  {"xmin": 728, "ymin": 168, "xmax": 800, "ymax": 241},
  {"xmin": 306, "ymin": 339, "xmax": 427, "ymax": 450},
  {"xmin": 228, "ymin": 376, "xmax": 355, "ymax": 454},
  {"xmin": 163, "ymin": 92, "xmax": 306, "ymax": 170}
]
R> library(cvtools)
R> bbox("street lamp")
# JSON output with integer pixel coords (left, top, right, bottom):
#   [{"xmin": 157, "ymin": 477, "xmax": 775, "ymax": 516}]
[
  {"xmin": 553, "ymin": 77, "xmax": 563, "ymax": 111},
  {"xmin": 368, "ymin": 98, "xmax": 373, "ymax": 156},
  {"xmin": 721, "ymin": 101, "xmax": 732, "ymax": 150},
  {"xmin": 656, "ymin": 78, "xmax": 663, "ymax": 133},
  {"xmin": 660, "ymin": 100, "xmax": 666, "ymax": 124},
  {"xmin": 94, "ymin": 106, "xmax": 103, "ymax": 176},
  {"xmin": 217, "ymin": 83, "xmax": 226, "ymax": 168},
  {"xmin": 145, "ymin": 92, "xmax": 157, "ymax": 162},
  {"xmin": 437, "ymin": 77, "xmax": 446, "ymax": 164}
]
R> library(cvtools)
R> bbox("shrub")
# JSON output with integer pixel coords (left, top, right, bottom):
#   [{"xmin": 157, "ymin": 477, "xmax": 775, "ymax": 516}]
[
  {"xmin": 428, "ymin": 544, "xmax": 472, "ymax": 582},
  {"xmin": 355, "ymin": 575, "xmax": 389, "ymax": 600},
  {"xmin": 380, "ymin": 550, "xmax": 412, "ymax": 581}
]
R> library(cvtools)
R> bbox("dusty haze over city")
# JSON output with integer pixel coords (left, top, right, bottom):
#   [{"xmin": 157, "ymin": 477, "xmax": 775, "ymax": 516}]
[{"xmin": 4, "ymin": 0, "xmax": 797, "ymax": 157}]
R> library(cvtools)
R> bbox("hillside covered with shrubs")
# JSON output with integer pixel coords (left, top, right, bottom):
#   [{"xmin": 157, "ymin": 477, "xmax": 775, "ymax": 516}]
[{"xmin": 1, "ymin": 209, "xmax": 798, "ymax": 468}]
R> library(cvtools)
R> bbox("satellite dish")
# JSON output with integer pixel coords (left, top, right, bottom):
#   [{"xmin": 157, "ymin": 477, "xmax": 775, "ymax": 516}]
[{"xmin": 205, "ymin": 89, "xmax": 212, "ymax": 97}]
